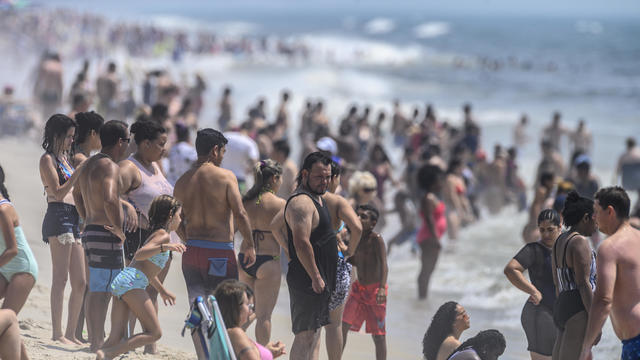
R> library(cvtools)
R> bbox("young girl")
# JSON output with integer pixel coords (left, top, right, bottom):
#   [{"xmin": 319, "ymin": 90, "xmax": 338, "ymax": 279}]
[{"xmin": 96, "ymin": 195, "xmax": 186, "ymax": 360}]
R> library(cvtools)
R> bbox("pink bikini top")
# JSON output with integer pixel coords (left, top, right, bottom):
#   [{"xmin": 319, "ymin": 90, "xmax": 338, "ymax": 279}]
[{"xmin": 254, "ymin": 341, "xmax": 273, "ymax": 360}]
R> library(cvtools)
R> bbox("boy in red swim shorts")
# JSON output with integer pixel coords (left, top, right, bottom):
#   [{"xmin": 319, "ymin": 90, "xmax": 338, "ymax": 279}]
[{"xmin": 342, "ymin": 204, "xmax": 388, "ymax": 360}]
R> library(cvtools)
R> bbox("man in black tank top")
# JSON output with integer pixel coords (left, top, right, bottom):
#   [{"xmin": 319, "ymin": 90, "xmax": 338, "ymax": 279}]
[{"xmin": 284, "ymin": 152, "xmax": 337, "ymax": 359}]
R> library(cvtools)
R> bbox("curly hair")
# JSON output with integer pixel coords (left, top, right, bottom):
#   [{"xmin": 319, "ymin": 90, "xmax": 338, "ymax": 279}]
[
  {"xmin": 562, "ymin": 191, "xmax": 594, "ymax": 228},
  {"xmin": 423, "ymin": 301, "xmax": 459, "ymax": 360},
  {"xmin": 450, "ymin": 329, "xmax": 505, "ymax": 360}
]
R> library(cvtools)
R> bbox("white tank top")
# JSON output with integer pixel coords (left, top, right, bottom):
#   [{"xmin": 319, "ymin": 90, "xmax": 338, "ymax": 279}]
[{"xmin": 127, "ymin": 156, "xmax": 174, "ymax": 220}]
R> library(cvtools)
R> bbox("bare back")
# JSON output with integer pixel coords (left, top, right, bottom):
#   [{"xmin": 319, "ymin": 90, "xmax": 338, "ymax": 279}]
[
  {"xmin": 76, "ymin": 154, "xmax": 121, "ymax": 226},
  {"xmin": 243, "ymin": 192, "xmax": 285, "ymax": 256},
  {"xmin": 602, "ymin": 225, "xmax": 640, "ymax": 339},
  {"xmin": 174, "ymin": 163, "xmax": 236, "ymax": 242}
]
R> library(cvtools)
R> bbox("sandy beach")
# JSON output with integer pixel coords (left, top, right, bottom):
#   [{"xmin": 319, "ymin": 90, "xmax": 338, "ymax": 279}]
[{"xmin": 0, "ymin": 136, "xmax": 390, "ymax": 359}]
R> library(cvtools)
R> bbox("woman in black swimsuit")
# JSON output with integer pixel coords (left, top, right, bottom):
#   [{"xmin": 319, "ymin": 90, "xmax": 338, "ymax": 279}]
[
  {"xmin": 238, "ymin": 159, "xmax": 285, "ymax": 346},
  {"xmin": 551, "ymin": 191, "xmax": 598, "ymax": 360},
  {"xmin": 504, "ymin": 209, "xmax": 561, "ymax": 360}
]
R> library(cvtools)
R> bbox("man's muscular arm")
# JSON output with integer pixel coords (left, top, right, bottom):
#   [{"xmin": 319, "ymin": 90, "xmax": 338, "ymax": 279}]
[
  {"xmin": 227, "ymin": 172, "xmax": 255, "ymax": 267},
  {"xmin": 286, "ymin": 196, "xmax": 324, "ymax": 293},
  {"xmin": 337, "ymin": 196, "xmax": 362, "ymax": 256}
]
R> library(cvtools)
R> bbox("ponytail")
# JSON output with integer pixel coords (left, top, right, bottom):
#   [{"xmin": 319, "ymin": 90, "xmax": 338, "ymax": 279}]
[{"xmin": 243, "ymin": 159, "xmax": 282, "ymax": 203}]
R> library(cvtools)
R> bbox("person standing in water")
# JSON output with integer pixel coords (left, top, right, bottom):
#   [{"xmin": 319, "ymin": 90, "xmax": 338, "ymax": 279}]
[
  {"xmin": 504, "ymin": 209, "xmax": 562, "ymax": 360},
  {"xmin": 416, "ymin": 164, "xmax": 447, "ymax": 300},
  {"xmin": 551, "ymin": 191, "xmax": 597, "ymax": 360},
  {"xmin": 580, "ymin": 187, "xmax": 640, "ymax": 360}
]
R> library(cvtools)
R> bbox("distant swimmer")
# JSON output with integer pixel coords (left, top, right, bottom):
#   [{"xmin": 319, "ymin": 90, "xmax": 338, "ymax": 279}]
[
  {"xmin": 614, "ymin": 137, "xmax": 640, "ymax": 190},
  {"xmin": 505, "ymin": 209, "xmax": 562, "ymax": 360},
  {"xmin": 542, "ymin": 111, "xmax": 569, "ymax": 152},
  {"xmin": 218, "ymin": 86, "xmax": 232, "ymax": 131},
  {"xmin": 580, "ymin": 187, "xmax": 640, "ymax": 360},
  {"xmin": 422, "ymin": 301, "xmax": 471, "ymax": 360},
  {"xmin": 569, "ymin": 119, "xmax": 593, "ymax": 156},
  {"xmin": 96, "ymin": 62, "xmax": 120, "ymax": 120},
  {"xmin": 513, "ymin": 114, "xmax": 529, "ymax": 149},
  {"xmin": 33, "ymin": 52, "xmax": 63, "ymax": 119}
]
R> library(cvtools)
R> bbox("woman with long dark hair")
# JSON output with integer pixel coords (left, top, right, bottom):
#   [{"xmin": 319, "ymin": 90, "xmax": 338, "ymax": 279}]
[
  {"xmin": 551, "ymin": 191, "xmax": 597, "ymax": 360},
  {"xmin": 38, "ymin": 113, "xmax": 86, "ymax": 344},
  {"xmin": 238, "ymin": 159, "xmax": 285, "ymax": 345},
  {"xmin": 423, "ymin": 301, "xmax": 470, "ymax": 360},
  {"xmin": 416, "ymin": 164, "xmax": 448, "ymax": 300},
  {"xmin": 447, "ymin": 329, "xmax": 506, "ymax": 360}
]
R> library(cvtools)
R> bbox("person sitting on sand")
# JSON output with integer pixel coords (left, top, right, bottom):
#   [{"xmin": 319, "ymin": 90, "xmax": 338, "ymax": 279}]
[
  {"xmin": 342, "ymin": 204, "xmax": 388, "ymax": 360},
  {"xmin": 422, "ymin": 301, "xmax": 471, "ymax": 360},
  {"xmin": 0, "ymin": 309, "xmax": 27, "ymax": 359},
  {"xmin": 447, "ymin": 329, "xmax": 506, "ymax": 360},
  {"xmin": 215, "ymin": 279, "xmax": 286, "ymax": 360},
  {"xmin": 96, "ymin": 195, "xmax": 186, "ymax": 360}
]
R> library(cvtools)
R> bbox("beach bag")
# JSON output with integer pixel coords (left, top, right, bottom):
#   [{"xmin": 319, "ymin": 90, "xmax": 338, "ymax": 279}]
[{"xmin": 182, "ymin": 295, "xmax": 236, "ymax": 360}]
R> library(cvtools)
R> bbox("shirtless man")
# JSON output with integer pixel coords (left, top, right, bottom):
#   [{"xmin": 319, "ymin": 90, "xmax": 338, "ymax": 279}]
[
  {"xmin": 33, "ymin": 52, "xmax": 63, "ymax": 119},
  {"xmin": 580, "ymin": 187, "xmax": 640, "ymax": 360},
  {"xmin": 283, "ymin": 151, "xmax": 336, "ymax": 360},
  {"xmin": 342, "ymin": 204, "xmax": 388, "ymax": 360},
  {"xmin": 173, "ymin": 128, "xmax": 255, "ymax": 359},
  {"xmin": 614, "ymin": 137, "xmax": 640, "ymax": 188},
  {"xmin": 72, "ymin": 120, "xmax": 130, "ymax": 352},
  {"xmin": 96, "ymin": 62, "xmax": 119, "ymax": 120},
  {"xmin": 542, "ymin": 111, "xmax": 569, "ymax": 152}
]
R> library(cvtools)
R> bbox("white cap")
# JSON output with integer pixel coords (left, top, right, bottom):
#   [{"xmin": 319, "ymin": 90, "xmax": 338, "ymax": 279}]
[{"xmin": 316, "ymin": 136, "xmax": 338, "ymax": 155}]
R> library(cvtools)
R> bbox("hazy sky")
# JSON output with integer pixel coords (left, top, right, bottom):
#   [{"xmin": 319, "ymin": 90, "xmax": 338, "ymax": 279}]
[{"xmin": 41, "ymin": 0, "xmax": 640, "ymax": 18}]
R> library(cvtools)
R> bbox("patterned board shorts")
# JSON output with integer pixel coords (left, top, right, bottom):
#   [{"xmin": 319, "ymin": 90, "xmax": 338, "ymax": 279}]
[{"xmin": 329, "ymin": 256, "xmax": 352, "ymax": 311}]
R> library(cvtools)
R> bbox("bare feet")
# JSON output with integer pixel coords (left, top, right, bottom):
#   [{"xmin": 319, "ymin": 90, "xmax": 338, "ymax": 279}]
[
  {"xmin": 144, "ymin": 343, "xmax": 158, "ymax": 354},
  {"xmin": 52, "ymin": 336, "xmax": 76, "ymax": 345},
  {"xmin": 66, "ymin": 336, "xmax": 84, "ymax": 345}
]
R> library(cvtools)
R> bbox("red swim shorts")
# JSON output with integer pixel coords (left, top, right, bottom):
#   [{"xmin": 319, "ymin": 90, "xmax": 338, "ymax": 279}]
[{"xmin": 342, "ymin": 281, "xmax": 387, "ymax": 336}]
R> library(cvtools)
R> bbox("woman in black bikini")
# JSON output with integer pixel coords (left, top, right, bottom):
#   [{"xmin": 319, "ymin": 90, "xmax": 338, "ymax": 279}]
[
  {"xmin": 551, "ymin": 191, "xmax": 597, "ymax": 360},
  {"xmin": 38, "ymin": 114, "xmax": 86, "ymax": 345},
  {"xmin": 238, "ymin": 159, "xmax": 285, "ymax": 346}
]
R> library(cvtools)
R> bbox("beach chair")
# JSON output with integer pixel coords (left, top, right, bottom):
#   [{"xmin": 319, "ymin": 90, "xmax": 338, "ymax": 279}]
[{"xmin": 182, "ymin": 296, "xmax": 236, "ymax": 360}]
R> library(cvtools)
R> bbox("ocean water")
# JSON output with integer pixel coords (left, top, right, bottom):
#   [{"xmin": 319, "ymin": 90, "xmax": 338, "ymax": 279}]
[{"xmin": 4, "ymin": 3, "xmax": 640, "ymax": 359}]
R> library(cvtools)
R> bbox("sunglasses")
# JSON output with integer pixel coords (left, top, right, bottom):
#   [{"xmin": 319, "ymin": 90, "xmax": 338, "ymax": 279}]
[
  {"xmin": 363, "ymin": 187, "xmax": 376, "ymax": 193},
  {"xmin": 120, "ymin": 138, "xmax": 131, "ymax": 144}
]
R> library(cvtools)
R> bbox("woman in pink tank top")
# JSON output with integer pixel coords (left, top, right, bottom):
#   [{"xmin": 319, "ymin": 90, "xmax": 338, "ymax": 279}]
[
  {"xmin": 119, "ymin": 120, "xmax": 173, "ymax": 354},
  {"xmin": 416, "ymin": 164, "xmax": 447, "ymax": 300}
]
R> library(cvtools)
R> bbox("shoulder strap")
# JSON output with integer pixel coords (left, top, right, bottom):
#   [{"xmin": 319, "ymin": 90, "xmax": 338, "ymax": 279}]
[
  {"xmin": 0, "ymin": 199, "xmax": 11, "ymax": 207},
  {"xmin": 562, "ymin": 232, "xmax": 580, "ymax": 268}
]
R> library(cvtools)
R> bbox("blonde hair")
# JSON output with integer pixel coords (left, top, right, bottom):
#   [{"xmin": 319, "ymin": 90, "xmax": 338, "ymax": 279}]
[
  {"xmin": 243, "ymin": 159, "xmax": 282, "ymax": 203},
  {"xmin": 348, "ymin": 171, "xmax": 377, "ymax": 196}
]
